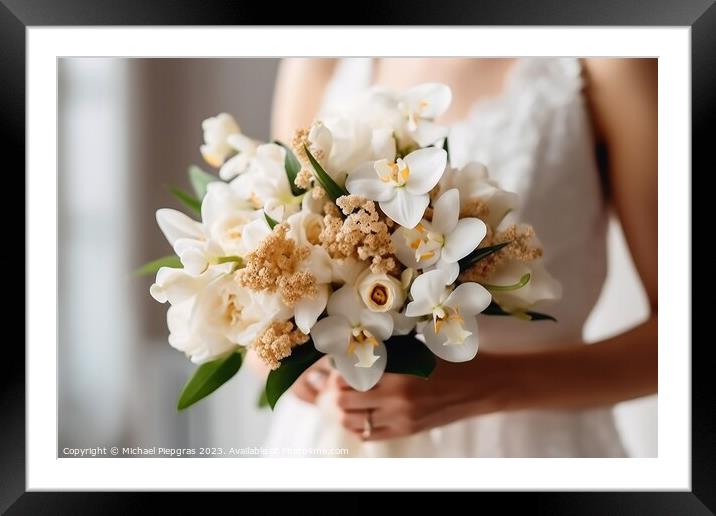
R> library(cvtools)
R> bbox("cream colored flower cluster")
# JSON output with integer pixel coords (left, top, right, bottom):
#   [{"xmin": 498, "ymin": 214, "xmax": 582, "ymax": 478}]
[{"xmin": 149, "ymin": 82, "xmax": 561, "ymax": 394}]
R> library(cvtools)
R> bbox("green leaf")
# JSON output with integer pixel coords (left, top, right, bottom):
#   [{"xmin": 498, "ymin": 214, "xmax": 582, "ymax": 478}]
[
  {"xmin": 481, "ymin": 301, "xmax": 557, "ymax": 322},
  {"xmin": 257, "ymin": 389, "xmax": 270, "ymax": 408},
  {"xmin": 265, "ymin": 342, "xmax": 324, "ymax": 409},
  {"xmin": 458, "ymin": 241, "xmax": 511, "ymax": 272},
  {"xmin": 274, "ymin": 141, "xmax": 306, "ymax": 196},
  {"xmin": 170, "ymin": 187, "xmax": 202, "ymax": 215},
  {"xmin": 303, "ymin": 144, "xmax": 347, "ymax": 202},
  {"xmin": 384, "ymin": 333, "xmax": 437, "ymax": 378},
  {"xmin": 188, "ymin": 165, "xmax": 219, "ymax": 199},
  {"xmin": 264, "ymin": 211, "xmax": 279, "ymax": 229},
  {"xmin": 133, "ymin": 255, "xmax": 182, "ymax": 276},
  {"xmin": 177, "ymin": 350, "xmax": 243, "ymax": 410}
]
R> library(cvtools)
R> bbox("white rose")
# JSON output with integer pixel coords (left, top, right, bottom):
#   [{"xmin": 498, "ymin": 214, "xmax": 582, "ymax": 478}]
[{"xmin": 356, "ymin": 269, "xmax": 406, "ymax": 313}]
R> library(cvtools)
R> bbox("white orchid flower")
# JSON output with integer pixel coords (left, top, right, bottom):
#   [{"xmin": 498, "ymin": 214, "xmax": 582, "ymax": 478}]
[
  {"xmin": 405, "ymin": 269, "xmax": 491, "ymax": 362},
  {"xmin": 484, "ymin": 260, "xmax": 562, "ymax": 314},
  {"xmin": 441, "ymin": 162, "xmax": 519, "ymax": 229},
  {"xmin": 219, "ymin": 133, "xmax": 259, "ymax": 180},
  {"xmin": 346, "ymin": 147, "xmax": 447, "ymax": 228},
  {"xmin": 308, "ymin": 120, "xmax": 396, "ymax": 185},
  {"xmin": 311, "ymin": 286, "xmax": 394, "ymax": 391},
  {"xmin": 392, "ymin": 188, "xmax": 487, "ymax": 283},
  {"xmin": 235, "ymin": 143, "xmax": 304, "ymax": 221},
  {"xmin": 398, "ymin": 83, "xmax": 452, "ymax": 147},
  {"xmin": 200, "ymin": 113, "xmax": 240, "ymax": 168}
]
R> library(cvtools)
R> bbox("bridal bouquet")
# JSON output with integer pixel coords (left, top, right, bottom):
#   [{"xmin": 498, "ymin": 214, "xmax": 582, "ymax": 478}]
[{"xmin": 141, "ymin": 83, "xmax": 561, "ymax": 410}]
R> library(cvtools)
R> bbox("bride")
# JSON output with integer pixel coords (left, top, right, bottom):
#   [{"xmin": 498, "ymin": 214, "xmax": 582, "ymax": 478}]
[{"xmin": 254, "ymin": 57, "xmax": 657, "ymax": 457}]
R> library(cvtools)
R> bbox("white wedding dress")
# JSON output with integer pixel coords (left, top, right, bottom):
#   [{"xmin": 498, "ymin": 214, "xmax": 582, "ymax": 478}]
[{"xmin": 264, "ymin": 57, "xmax": 627, "ymax": 457}]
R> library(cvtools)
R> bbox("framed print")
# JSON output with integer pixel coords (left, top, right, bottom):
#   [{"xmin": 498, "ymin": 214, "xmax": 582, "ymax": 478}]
[{"xmin": 7, "ymin": 0, "xmax": 710, "ymax": 512}]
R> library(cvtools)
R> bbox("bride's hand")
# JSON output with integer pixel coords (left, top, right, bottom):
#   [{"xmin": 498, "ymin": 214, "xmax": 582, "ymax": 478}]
[
  {"xmin": 290, "ymin": 356, "xmax": 332, "ymax": 404},
  {"xmin": 327, "ymin": 353, "xmax": 512, "ymax": 441}
]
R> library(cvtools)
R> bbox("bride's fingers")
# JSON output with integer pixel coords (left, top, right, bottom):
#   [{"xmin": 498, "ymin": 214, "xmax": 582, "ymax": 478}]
[
  {"xmin": 335, "ymin": 389, "xmax": 381, "ymax": 410},
  {"xmin": 339, "ymin": 409, "xmax": 389, "ymax": 432}
]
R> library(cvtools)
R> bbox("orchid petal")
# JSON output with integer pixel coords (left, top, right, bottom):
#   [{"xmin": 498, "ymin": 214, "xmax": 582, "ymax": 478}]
[
  {"xmin": 400, "ymin": 83, "xmax": 452, "ymax": 119},
  {"xmin": 332, "ymin": 341, "xmax": 387, "ymax": 392},
  {"xmin": 294, "ymin": 284, "xmax": 330, "ymax": 334},
  {"xmin": 442, "ymin": 218, "xmax": 487, "ymax": 263},
  {"xmin": 444, "ymin": 282, "xmax": 492, "ymax": 316},
  {"xmin": 412, "ymin": 121, "xmax": 449, "ymax": 147},
  {"xmin": 380, "ymin": 189, "xmax": 429, "ymax": 229},
  {"xmin": 431, "ymin": 188, "xmax": 460, "ymax": 235},
  {"xmin": 358, "ymin": 309, "xmax": 394, "ymax": 341},
  {"xmin": 405, "ymin": 269, "xmax": 450, "ymax": 316},
  {"xmin": 326, "ymin": 285, "xmax": 364, "ymax": 325},
  {"xmin": 310, "ymin": 315, "xmax": 352, "ymax": 355},
  {"xmin": 404, "ymin": 147, "xmax": 447, "ymax": 195},
  {"xmin": 434, "ymin": 259, "xmax": 460, "ymax": 284},
  {"xmin": 422, "ymin": 315, "xmax": 479, "ymax": 362},
  {"xmin": 345, "ymin": 162, "xmax": 395, "ymax": 201}
]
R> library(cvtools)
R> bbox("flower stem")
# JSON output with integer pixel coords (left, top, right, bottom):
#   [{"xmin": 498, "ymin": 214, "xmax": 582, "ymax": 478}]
[{"xmin": 482, "ymin": 273, "xmax": 531, "ymax": 292}]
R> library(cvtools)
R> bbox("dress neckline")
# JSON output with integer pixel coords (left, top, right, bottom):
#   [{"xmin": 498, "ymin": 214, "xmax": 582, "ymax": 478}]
[{"xmin": 363, "ymin": 58, "xmax": 531, "ymax": 127}]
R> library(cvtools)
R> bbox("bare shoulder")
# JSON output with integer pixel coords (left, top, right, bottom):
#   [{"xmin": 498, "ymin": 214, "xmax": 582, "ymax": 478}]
[{"xmin": 581, "ymin": 58, "xmax": 657, "ymax": 142}]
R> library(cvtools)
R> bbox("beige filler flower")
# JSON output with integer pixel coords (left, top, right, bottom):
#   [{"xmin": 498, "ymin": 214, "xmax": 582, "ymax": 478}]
[
  {"xmin": 458, "ymin": 224, "xmax": 543, "ymax": 283},
  {"xmin": 319, "ymin": 195, "xmax": 399, "ymax": 275},
  {"xmin": 253, "ymin": 320, "xmax": 309, "ymax": 370},
  {"xmin": 238, "ymin": 223, "xmax": 317, "ymax": 307}
]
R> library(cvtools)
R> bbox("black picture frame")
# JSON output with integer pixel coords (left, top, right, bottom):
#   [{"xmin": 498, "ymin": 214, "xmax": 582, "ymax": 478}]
[{"xmin": 6, "ymin": 0, "xmax": 708, "ymax": 512}]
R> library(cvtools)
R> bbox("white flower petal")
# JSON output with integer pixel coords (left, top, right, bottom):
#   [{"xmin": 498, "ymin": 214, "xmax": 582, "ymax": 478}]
[
  {"xmin": 390, "ymin": 229, "xmax": 421, "ymax": 269},
  {"xmin": 326, "ymin": 285, "xmax": 364, "ymax": 325},
  {"xmin": 219, "ymin": 153, "xmax": 251, "ymax": 180},
  {"xmin": 405, "ymin": 269, "xmax": 450, "ymax": 316},
  {"xmin": 358, "ymin": 309, "xmax": 394, "ymax": 341},
  {"xmin": 310, "ymin": 315, "xmax": 352, "ymax": 355},
  {"xmin": 345, "ymin": 162, "xmax": 395, "ymax": 201},
  {"xmin": 422, "ymin": 315, "xmax": 479, "ymax": 362},
  {"xmin": 332, "ymin": 341, "xmax": 387, "ymax": 392},
  {"xmin": 156, "ymin": 208, "xmax": 204, "ymax": 246},
  {"xmin": 240, "ymin": 218, "xmax": 272, "ymax": 252},
  {"xmin": 404, "ymin": 147, "xmax": 447, "ymax": 195},
  {"xmin": 391, "ymin": 310, "xmax": 417, "ymax": 335},
  {"xmin": 371, "ymin": 127, "xmax": 397, "ymax": 161},
  {"xmin": 412, "ymin": 121, "xmax": 449, "ymax": 147},
  {"xmin": 445, "ymin": 282, "xmax": 492, "ymax": 316},
  {"xmin": 442, "ymin": 218, "xmax": 487, "ymax": 263},
  {"xmin": 380, "ymin": 189, "xmax": 429, "ymax": 229},
  {"xmin": 435, "ymin": 259, "xmax": 460, "ymax": 284},
  {"xmin": 401, "ymin": 83, "xmax": 452, "ymax": 119},
  {"xmin": 431, "ymin": 188, "xmax": 460, "ymax": 235},
  {"xmin": 294, "ymin": 284, "xmax": 329, "ymax": 333}
]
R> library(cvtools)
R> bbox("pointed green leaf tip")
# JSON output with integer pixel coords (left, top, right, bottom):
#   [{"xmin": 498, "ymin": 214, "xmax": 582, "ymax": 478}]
[
  {"xmin": 458, "ymin": 241, "xmax": 511, "ymax": 272},
  {"xmin": 274, "ymin": 141, "xmax": 306, "ymax": 197},
  {"xmin": 303, "ymin": 144, "xmax": 348, "ymax": 202},
  {"xmin": 170, "ymin": 187, "xmax": 202, "ymax": 215},
  {"xmin": 177, "ymin": 350, "xmax": 243, "ymax": 410},
  {"xmin": 265, "ymin": 343, "xmax": 324, "ymax": 409}
]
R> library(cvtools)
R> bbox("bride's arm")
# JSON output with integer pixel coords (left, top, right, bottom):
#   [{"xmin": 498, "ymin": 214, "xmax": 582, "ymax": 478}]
[{"xmin": 328, "ymin": 58, "xmax": 658, "ymax": 441}]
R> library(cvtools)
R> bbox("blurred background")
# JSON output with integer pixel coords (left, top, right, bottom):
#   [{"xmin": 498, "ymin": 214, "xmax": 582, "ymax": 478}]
[{"xmin": 58, "ymin": 58, "xmax": 656, "ymax": 457}]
